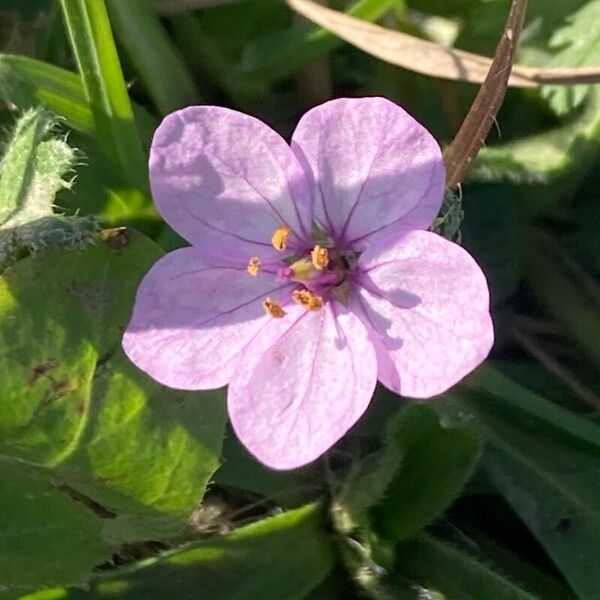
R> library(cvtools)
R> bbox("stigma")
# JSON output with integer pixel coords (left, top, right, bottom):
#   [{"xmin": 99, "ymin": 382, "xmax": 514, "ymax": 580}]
[
  {"xmin": 271, "ymin": 225, "xmax": 290, "ymax": 251},
  {"xmin": 311, "ymin": 245, "xmax": 329, "ymax": 270},
  {"xmin": 247, "ymin": 256, "xmax": 261, "ymax": 276},
  {"xmin": 263, "ymin": 297, "xmax": 286, "ymax": 318},
  {"xmin": 292, "ymin": 288, "xmax": 324, "ymax": 311}
]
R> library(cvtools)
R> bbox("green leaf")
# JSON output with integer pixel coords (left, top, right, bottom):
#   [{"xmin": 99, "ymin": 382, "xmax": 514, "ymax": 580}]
[
  {"xmin": 468, "ymin": 400, "xmax": 600, "ymax": 600},
  {"xmin": 104, "ymin": 0, "xmax": 199, "ymax": 115},
  {"xmin": 0, "ymin": 108, "xmax": 97, "ymax": 269},
  {"xmin": 335, "ymin": 404, "xmax": 481, "ymax": 543},
  {"xmin": 235, "ymin": 0, "xmax": 398, "ymax": 84},
  {"xmin": 460, "ymin": 185, "xmax": 522, "ymax": 305},
  {"xmin": 464, "ymin": 364, "xmax": 600, "ymax": 452},
  {"xmin": 470, "ymin": 91, "xmax": 600, "ymax": 216},
  {"xmin": 392, "ymin": 532, "xmax": 539, "ymax": 600},
  {"xmin": 542, "ymin": 0, "xmax": 600, "ymax": 115},
  {"xmin": 0, "ymin": 54, "xmax": 94, "ymax": 134},
  {"xmin": 59, "ymin": 0, "xmax": 147, "ymax": 190},
  {"xmin": 0, "ymin": 54, "xmax": 156, "ymax": 144},
  {"xmin": 0, "ymin": 458, "xmax": 109, "ymax": 591},
  {"xmin": 214, "ymin": 433, "xmax": 317, "ymax": 507},
  {"xmin": 523, "ymin": 230, "xmax": 600, "ymax": 371},
  {"xmin": 21, "ymin": 504, "xmax": 335, "ymax": 600},
  {"xmin": 0, "ymin": 108, "xmax": 73, "ymax": 223},
  {"xmin": 0, "ymin": 230, "xmax": 226, "ymax": 589}
]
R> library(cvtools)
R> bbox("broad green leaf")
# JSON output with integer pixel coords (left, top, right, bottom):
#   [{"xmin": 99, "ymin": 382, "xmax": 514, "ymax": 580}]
[
  {"xmin": 392, "ymin": 532, "xmax": 539, "ymax": 600},
  {"xmin": 0, "ymin": 230, "xmax": 226, "ymax": 588},
  {"xmin": 0, "ymin": 108, "xmax": 97, "ymax": 269},
  {"xmin": 542, "ymin": 1, "xmax": 600, "ymax": 115},
  {"xmin": 59, "ymin": 0, "xmax": 147, "ymax": 191},
  {"xmin": 235, "ymin": 0, "xmax": 398, "ymax": 84},
  {"xmin": 523, "ymin": 230, "xmax": 600, "ymax": 371},
  {"xmin": 214, "ymin": 433, "xmax": 317, "ymax": 507},
  {"xmin": 105, "ymin": 0, "xmax": 199, "ymax": 115},
  {"xmin": 0, "ymin": 458, "xmax": 109, "ymax": 591},
  {"xmin": 21, "ymin": 504, "xmax": 335, "ymax": 600},
  {"xmin": 335, "ymin": 404, "xmax": 481, "ymax": 542},
  {"xmin": 453, "ymin": 392, "xmax": 600, "ymax": 600}
]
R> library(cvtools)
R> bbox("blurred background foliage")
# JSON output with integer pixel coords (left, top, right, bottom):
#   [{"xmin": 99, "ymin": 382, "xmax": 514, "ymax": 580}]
[{"xmin": 0, "ymin": 0, "xmax": 598, "ymax": 599}]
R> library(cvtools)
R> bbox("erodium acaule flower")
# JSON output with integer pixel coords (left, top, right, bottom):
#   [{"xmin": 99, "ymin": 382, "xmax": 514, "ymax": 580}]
[{"xmin": 123, "ymin": 97, "xmax": 494, "ymax": 469}]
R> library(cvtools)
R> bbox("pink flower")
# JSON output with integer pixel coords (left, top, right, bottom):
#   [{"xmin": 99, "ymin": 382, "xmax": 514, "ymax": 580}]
[{"xmin": 123, "ymin": 97, "xmax": 493, "ymax": 470}]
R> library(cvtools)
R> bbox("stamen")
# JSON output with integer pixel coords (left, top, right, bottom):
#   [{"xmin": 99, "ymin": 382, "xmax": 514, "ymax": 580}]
[
  {"xmin": 247, "ymin": 256, "xmax": 261, "ymax": 276},
  {"xmin": 263, "ymin": 297, "xmax": 286, "ymax": 318},
  {"xmin": 292, "ymin": 289, "xmax": 324, "ymax": 311},
  {"xmin": 271, "ymin": 225, "xmax": 290, "ymax": 251},
  {"xmin": 311, "ymin": 245, "xmax": 329, "ymax": 270}
]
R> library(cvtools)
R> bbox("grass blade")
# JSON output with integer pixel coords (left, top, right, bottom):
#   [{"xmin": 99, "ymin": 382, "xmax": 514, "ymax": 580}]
[
  {"xmin": 105, "ymin": 0, "xmax": 200, "ymax": 115},
  {"xmin": 59, "ymin": 0, "xmax": 147, "ymax": 191},
  {"xmin": 236, "ymin": 0, "xmax": 397, "ymax": 84}
]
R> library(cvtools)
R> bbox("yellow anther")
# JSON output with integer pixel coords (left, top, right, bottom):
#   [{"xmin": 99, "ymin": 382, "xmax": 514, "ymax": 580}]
[
  {"xmin": 271, "ymin": 225, "xmax": 290, "ymax": 251},
  {"xmin": 311, "ymin": 245, "xmax": 329, "ymax": 270},
  {"xmin": 247, "ymin": 256, "xmax": 261, "ymax": 276},
  {"xmin": 292, "ymin": 289, "xmax": 324, "ymax": 311},
  {"xmin": 263, "ymin": 297, "xmax": 286, "ymax": 318}
]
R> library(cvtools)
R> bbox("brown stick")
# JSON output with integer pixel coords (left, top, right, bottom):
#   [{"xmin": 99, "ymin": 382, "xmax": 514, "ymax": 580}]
[
  {"xmin": 443, "ymin": 0, "xmax": 528, "ymax": 188},
  {"xmin": 286, "ymin": 0, "xmax": 600, "ymax": 87}
]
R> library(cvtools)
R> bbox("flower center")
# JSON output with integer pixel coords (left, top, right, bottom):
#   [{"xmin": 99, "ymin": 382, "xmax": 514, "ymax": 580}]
[{"xmin": 257, "ymin": 223, "xmax": 358, "ymax": 316}]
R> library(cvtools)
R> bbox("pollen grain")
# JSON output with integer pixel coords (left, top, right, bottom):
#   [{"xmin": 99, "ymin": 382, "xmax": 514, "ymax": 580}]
[
  {"xmin": 263, "ymin": 297, "xmax": 286, "ymax": 318},
  {"xmin": 311, "ymin": 245, "xmax": 329, "ymax": 270},
  {"xmin": 271, "ymin": 225, "xmax": 291, "ymax": 251},
  {"xmin": 292, "ymin": 289, "xmax": 324, "ymax": 311},
  {"xmin": 247, "ymin": 256, "xmax": 261, "ymax": 276}
]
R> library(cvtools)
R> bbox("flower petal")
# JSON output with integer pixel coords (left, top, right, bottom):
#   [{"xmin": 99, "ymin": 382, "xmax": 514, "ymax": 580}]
[
  {"xmin": 150, "ymin": 106, "xmax": 313, "ymax": 264},
  {"xmin": 123, "ymin": 247, "xmax": 291, "ymax": 390},
  {"xmin": 228, "ymin": 303, "xmax": 377, "ymax": 470},
  {"xmin": 355, "ymin": 230, "xmax": 494, "ymax": 398},
  {"xmin": 291, "ymin": 97, "xmax": 445, "ymax": 245}
]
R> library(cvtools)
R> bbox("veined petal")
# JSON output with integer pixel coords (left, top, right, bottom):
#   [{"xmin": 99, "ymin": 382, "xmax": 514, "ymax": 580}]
[
  {"xmin": 228, "ymin": 303, "xmax": 377, "ymax": 470},
  {"xmin": 355, "ymin": 230, "xmax": 493, "ymax": 398},
  {"xmin": 291, "ymin": 97, "xmax": 445, "ymax": 245},
  {"xmin": 150, "ymin": 106, "xmax": 313, "ymax": 264},
  {"xmin": 123, "ymin": 247, "xmax": 292, "ymax": 390}
]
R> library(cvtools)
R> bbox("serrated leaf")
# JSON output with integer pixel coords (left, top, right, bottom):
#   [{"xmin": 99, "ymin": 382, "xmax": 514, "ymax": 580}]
[
  {"xmin": 21, "ymin": 504, "xmax": 335, "ymax": 600},
  {"xmin": 542, "ymin": 1, "xmax": 600, "ymax": 115},
  {"xmin": 335, "ymin": 404, "xmax": 481, "ymax": 543},
  {"xmin": 0, "ymin": 108, "xmax": 97, "ymax": 269},
  {"xmin": 0, "ymin": 108, "xmax": 69, "ymax": 223},
  {"xmin": 0, "ymin": 230, "xmax": 226, "ymax": 589}
]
